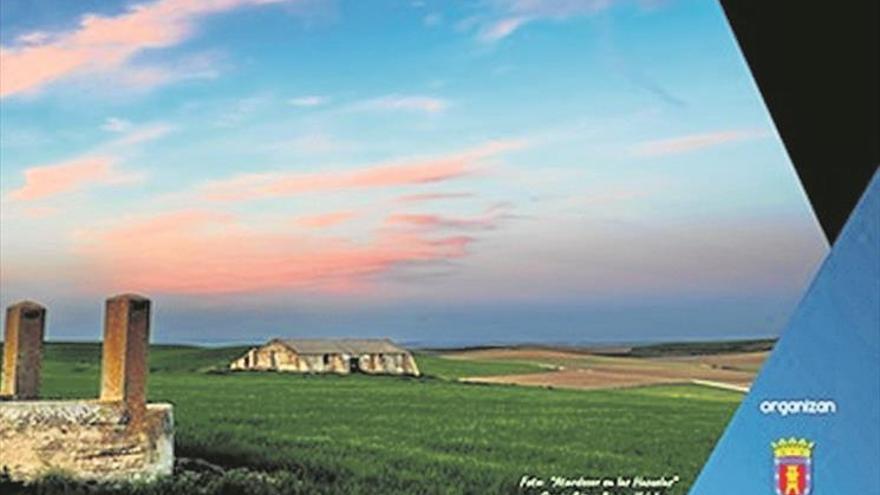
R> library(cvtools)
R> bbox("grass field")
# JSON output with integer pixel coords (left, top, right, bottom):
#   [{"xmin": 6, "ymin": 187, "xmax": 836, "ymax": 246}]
[
  {"xmin": 1, "ymin": 343, "xmax": 742, "ymax": 495},
  {"xmin": 415, "ymin": 352, "xmax": 549, "ymax": 379}
]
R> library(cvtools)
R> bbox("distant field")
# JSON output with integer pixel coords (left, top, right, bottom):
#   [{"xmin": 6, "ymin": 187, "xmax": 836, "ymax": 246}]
[
  {"xmin": 628, "ymin": 339, "xmax": 775, "ymax": 357},
  {"xmin": 445, "ymin": 347, "xmax": 767, "ymax": 391},
  {"xmin": 1, "ymin": 343, "xmax": 743, "ymax": 495}
]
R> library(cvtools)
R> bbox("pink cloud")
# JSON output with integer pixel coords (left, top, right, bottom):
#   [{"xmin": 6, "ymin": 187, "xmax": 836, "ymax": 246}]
[
  {"xmin": 0, "ymin": 0, "xmax": 284, "ymax": 98},
  {"xmin": 296, "ymin": 211, "xmax": 356, "ymax": 228},
  {"xmin": 201, "ymin": 139, "xmax": 526, "ymax": 201},
  {"xmin": 632, "ymin": 129, "xmax": 769, "ymax": 157},
  {"xmin": 386, "ymin": 213, "xmax": 499, "ymax": 231},
  {"xmin": 76, "ymin": 209, "xmax": 473, "ymax": 294},
  {"xmin": 6, "ymin": 156, "xmax": 141, "ymax": 202},
  {"xmin": 20, "ymin": 206, "xmax": 60, "ymax": 219},
  {"xmin": 396, "ymin": 192, "xmax": 475, "ymax": 203},
  {"xmin": 386, "ymin": 200, "xmax": 516, "ymax": 232}
]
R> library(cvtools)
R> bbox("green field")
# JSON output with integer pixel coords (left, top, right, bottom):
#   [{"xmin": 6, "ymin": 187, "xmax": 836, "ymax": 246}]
[
  {"xmin": 414, "ymin": 352, "xmax": 548, "ymax": 379},
  {"xmin": 1, "ymin": 343, "xmax": 740, "ymax": 495}
]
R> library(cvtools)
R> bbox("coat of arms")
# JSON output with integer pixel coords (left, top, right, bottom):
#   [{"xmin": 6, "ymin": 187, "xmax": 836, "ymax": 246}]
[{"xmin": 772, "ymin": 438, "xmax": 814, "ymax": 495}]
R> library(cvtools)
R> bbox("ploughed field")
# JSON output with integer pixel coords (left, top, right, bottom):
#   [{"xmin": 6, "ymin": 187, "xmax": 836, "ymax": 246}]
[
  {"xmin": 1, "ymin": 343, "xmax": 744, "ymax": 495},
  {"xmin": 446, "ymin": 348, "xmax": 767, "ymax": 391}
]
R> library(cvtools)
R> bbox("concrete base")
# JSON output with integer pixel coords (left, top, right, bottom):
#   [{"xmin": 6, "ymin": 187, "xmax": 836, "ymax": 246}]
[{"xmin": 0, "ymin": 401, "xmax": 173, "ymax": 481}]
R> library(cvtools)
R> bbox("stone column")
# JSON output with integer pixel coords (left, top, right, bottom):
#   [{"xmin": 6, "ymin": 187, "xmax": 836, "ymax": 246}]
[
  {"xmin": 100, "ymin": 294, "xmax": 150, "ymax": 424},
  {"xmin": 1, "ymin": 301, "xmax": 46, "ymax": 399}
]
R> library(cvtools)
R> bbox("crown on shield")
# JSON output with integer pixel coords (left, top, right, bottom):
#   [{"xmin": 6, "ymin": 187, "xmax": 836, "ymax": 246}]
[{"xmin": 772, "ymin": 438, "xmax": 814, "ymax": 458}]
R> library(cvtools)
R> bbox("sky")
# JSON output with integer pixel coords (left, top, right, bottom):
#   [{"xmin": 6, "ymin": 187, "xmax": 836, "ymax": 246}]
[{"xmin": 0, "ymin": 0, "xmax": 828, "ymax": 346}]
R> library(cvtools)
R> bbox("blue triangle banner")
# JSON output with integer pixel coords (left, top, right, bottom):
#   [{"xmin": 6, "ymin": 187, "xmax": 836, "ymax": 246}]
[{"xmin": 689, "ymin": 168, "xmax": 880, "ymax": 495}]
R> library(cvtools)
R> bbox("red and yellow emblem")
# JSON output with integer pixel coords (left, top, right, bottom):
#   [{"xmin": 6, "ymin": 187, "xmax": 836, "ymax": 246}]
[{"xmin": 772, "ymin": 438, "xmax": 814, "ymax": 495}]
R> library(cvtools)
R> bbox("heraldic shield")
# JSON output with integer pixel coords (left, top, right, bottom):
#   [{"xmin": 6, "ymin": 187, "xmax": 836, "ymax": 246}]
[{"xmin": 772, "ymin": 439, "xmax": 814, "ymax": 495}]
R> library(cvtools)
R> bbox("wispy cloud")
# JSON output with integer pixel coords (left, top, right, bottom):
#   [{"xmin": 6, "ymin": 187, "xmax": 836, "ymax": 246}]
[
  {"xmin": 6, "ymin": 156, "xmax": 141, "ymax": 202},
  {"xmin": 214, "ymin": 95, "xmax": 272, "ymax": 128},
  {"xmin": 288, "ymin": 95, "xmax": 328, "ymax": 107},
  {"xmin": 352, "ymin": 94, "xmax": 450, "ymax": 113},
  {"xmin": 475, "ymin": 0, "xmax": 613, "ymax": 42},
  {"xmin": 385, "ymin": 213, "xmax": 500, "ymax": 231},
  {"xmin": 106, "ymin": 123, "xmax": 174, "ymax": 147},
  {"xmin": 0, "ymin": 0, "xmax": 285, "ymax": 98},
  {"xmin": 109, "ymin": 51, "xmax": 222, "ymax": 91},
  {"xmin": 4, "ymin": 122, "xmax": 170, "ymax": 203},
  {"xmin": 385, "ymin": 201, "xmax": 517, "ymax": 233},
  {"xmin": 100, "ymin": 117, "xmax": 133, "ymax": 133},
  {"xmin": 201, "ymin": 139, "xmax": 526, "ymax": 201},
  {"xmin": 632, "ymin": 129, "xmax": 770, "ymax": 157},
  {"xmin": 480, "ymin": 16, "xmax": 529, "ymax": 42}
]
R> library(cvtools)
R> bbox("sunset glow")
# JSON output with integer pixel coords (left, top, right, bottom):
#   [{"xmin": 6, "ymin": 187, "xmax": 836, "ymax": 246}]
[{"xmin": 0, "ymin": 0, "xmax": 826, "ymax": 344}]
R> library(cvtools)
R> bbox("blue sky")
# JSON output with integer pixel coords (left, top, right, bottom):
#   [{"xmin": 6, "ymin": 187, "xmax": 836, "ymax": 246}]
[{"xmin": 0, "ymin": 0, "xmax": 827, "ymax": 345}]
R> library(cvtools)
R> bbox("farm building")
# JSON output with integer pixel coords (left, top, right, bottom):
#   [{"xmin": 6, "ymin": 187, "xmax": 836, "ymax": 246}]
[{"xmin": 229, "ymin": 338, "xmax": 420, "ymax": 376}]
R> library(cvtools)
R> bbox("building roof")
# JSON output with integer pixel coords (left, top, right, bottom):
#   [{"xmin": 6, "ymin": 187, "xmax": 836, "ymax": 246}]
[{"xmin": 273, "ymin": 338, "xmax": 409, "ymax": 355}]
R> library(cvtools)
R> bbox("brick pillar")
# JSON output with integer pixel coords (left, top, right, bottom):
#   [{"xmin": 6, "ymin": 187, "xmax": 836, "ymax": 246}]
[
  {"xmin": 100, "ymin": 294, "xmax": 150, "ymax": 424},
  {"xmin": 1, "ymin": 301, "xmax": 46, "ymax": 399}
]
